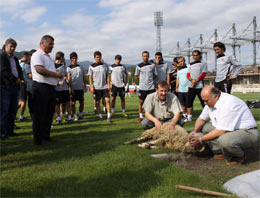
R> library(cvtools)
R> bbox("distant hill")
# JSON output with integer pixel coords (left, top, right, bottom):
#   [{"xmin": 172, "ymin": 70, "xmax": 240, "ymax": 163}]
[{"xmin": 0, "ymin": 50, "xmax": 174, "ymax": 72}]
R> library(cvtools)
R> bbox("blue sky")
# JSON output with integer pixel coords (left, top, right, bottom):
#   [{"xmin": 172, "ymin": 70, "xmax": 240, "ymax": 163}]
[{"xmin": 1, "ymin": 0, "xmax": 259, "ymax": 70}]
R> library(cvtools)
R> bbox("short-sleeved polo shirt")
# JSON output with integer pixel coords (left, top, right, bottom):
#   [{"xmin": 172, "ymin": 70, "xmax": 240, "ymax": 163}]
[
  {"xmin": 31, "ymin": 49, "xmax": 58, "ymax": 86},
  {"xmin": 154, "ymin": 62, "xmax": 170, "ymax": 85},
  {"xmin": 188, "ymin": 61, "xmax": 208, "ymax": 89},
  {"xmin": 109, "ymin": 64, "xmax": 128, "ymax": 88},
  {"xmin": 143, "ymin": 92, "xmax": 182, "ymax": 121},
  {"xmin": 88, "ymin": 63, "xmax": 109, "ymax": 90},
  {"xmin": 135, "ymin": 62, "xmax": 157, "ymax": 91}
]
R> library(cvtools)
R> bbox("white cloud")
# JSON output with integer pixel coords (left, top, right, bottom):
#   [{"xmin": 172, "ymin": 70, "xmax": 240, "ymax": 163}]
[
  {"xmin": 0, "ymin": 0, "xmax": 47, "ymax": 23},
  {"xmin": 2, "ymin": 0, "xmax": 259, "ymax": 69},
  {"xmin": 18, "ymin": 6, "xmax": 47, "ymax": 23}
]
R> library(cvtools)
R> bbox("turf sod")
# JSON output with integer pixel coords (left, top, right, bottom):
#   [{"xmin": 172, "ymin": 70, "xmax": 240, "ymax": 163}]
[{"xmin": 1, "ymin": 93, "xmax": 259, "ymax": 197}]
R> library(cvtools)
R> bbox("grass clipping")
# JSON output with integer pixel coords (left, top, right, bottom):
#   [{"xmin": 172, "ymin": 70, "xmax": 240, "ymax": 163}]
[{"xmin": 125, "ymin": 123, "xmax": 203, "ymax": 152}]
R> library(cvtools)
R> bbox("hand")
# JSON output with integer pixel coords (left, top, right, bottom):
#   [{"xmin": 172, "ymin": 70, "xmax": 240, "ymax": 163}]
[
  {"xmin": 154, "ymin": 120, "xmax": 162, "ymax": 131},
  {"xmin": 71, "ymin": 89, "xmax": 75, "ymax": 96},
  {"xmin": 90, "ymin": 86, "xmax": 94, "ymax": 92},
  {"xmin": 176, "ymin": 88, "xmax": 179, "ymax": 93},
  {"xmin": 55, "ymin": 72, "xmax": 64, "ymax": 78},
  {"xmin": 58, "ymin": 81, "xmax": 64, "ymax": 86},
  {"xmin": 227, "ymin": 75, "xmax": 233, "ymax": 80},
  {"xmin": 168, "ymin": 124, "xmax": 176, "ymax": 131},
  {"xmin": 188, "ymin": 131, "xmax": 196, "ymax": 142},
  {"xmin": 191, "ymin": 79, "xmax": 197, "ymax": 88},
  {"xmin": 15, "ymin": 78, "xmax": 21, "ymax": 85},
  {"xmin": 190, "ymin": 137, "xmax": 200, "ymax": 148}
]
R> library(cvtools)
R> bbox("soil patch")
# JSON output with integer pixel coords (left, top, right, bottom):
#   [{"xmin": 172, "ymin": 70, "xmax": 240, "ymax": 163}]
[{"xmin": 151, "ymin": 147, "xmax": 260, "ymax": 185}]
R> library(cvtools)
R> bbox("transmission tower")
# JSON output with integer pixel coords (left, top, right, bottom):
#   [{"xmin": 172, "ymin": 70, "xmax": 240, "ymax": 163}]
[
  {"xmin": 154, "ymin": 11, "xmax": 163, "ymax": 52},
  {"xmin": 167, "ymin": 16, "xmax": 260, "ymax": 68}
]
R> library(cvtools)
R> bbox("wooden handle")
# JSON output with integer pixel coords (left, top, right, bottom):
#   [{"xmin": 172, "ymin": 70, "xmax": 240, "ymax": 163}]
[{"xmin": 176, "ymin": 185, "xmax": 233, "ymax": 197}]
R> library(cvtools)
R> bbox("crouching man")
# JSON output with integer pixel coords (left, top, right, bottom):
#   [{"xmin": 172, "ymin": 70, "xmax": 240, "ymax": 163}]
[
  {"xmin": 190, "ymin": 85, "xmax": 259, "ymax": 166},
  {"xmin": 141, "ymin": 80, "xmax": 183, "ymax": 131}
]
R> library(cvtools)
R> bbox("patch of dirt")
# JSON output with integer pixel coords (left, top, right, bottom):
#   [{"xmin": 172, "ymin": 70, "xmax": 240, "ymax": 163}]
[{"xmin": 151, "ymin": 147, "xmax": 260, "ymax": 185}]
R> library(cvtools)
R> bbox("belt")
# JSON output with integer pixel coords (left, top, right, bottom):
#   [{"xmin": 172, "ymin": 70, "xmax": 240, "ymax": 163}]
[{"xmin": 247, "ymin": 127, "xmax": 258, "ymax": 130}]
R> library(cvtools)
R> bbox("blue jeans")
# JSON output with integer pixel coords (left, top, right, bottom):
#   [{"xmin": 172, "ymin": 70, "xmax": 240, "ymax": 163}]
[{"xmin": 0, "ymin": 86, "xmax": 19, "ymax": 138}]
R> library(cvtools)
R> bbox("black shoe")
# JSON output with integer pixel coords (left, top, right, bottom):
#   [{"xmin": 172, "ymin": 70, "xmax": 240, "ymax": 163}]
[
  {"xmin": 14, "ymin": 125, "xmax": 21, "ymax": 129},
  {"xmin": 9, "ymin": 132, "xmax": 18, "ymax": 136},
  {"xmin": 94, "ymin": 109, "xmax": 98, "ymax": 114},
  {"xmin": 20, "ymin": 117, "xmax": 29, "ymax": 121},
  {"xmin": 178, "ymin": 117, "xmax": 185, "ymax": 127},
  {"xmin": 1, "ymin": 136, "xmax": 8, "ymax": 140}
]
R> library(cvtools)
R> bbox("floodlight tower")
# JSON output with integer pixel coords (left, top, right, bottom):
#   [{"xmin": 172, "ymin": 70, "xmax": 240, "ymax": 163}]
[{"xmin": 154, "ymin": 11, "xmax": 163, "ymax": 52}]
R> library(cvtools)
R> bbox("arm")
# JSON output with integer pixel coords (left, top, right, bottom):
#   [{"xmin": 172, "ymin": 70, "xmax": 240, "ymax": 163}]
[
  {"xmin": 145, "ymin": 112, "xmax": 162, "ymax": 131},
  {"xmin": 35, "ymin": 65, "xmax": 63, "ymax": 78},
  {"xmin": 89, "ymin": 75, "xmax": 93, "ymax": 92},
  {"xmin": 187, "ymin": 72, "xmax": 192, "ymax": 81},
  {"xmin": 83, "ymin": 75, "xmax": 87, "ymax": 91},
  {"xmin": 107, "ymin": 74, "xmax": 110, "ymax": 90},
  {"xmin": 167, "ymin": 74, "xmax": 170, "ymax": 87},
  {"xmin": 191, "ymin": 128, "xmax": 226, "ymax": 147},
  {"xmin": 229, "ymin": 56, "xmax": 242, "ymax": 79},
  {"xmin": 125, "ymin": 74, "xmax": 128, "ymax": 86},
  {"xmin": 176, "ymin": 78, "xmax": 179, "ymax": 93},
  {"xmin": 168, "ymin": 112, "xmax": 180, "ymax": 131}
]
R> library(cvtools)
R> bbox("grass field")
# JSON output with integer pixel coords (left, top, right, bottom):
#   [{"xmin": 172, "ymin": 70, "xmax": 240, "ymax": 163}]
[{"xmin": 1, "ymin": 93, "xmax": 259, "ymax": 197}]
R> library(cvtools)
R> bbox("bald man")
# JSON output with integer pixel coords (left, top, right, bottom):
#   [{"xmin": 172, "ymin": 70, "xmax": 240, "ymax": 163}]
[{"xmin": 190, "ymin": 86, "xmax": 258, "ymax": 166}]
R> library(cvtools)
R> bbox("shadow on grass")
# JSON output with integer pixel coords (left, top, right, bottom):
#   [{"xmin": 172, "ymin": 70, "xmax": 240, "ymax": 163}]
[
  {"xmin": 0, "ymin": 126, "xmax": 142, "ymax": 172},
  {"xmin": 33, "ymin": 161, "xmax": 168, "ymax": 197}
]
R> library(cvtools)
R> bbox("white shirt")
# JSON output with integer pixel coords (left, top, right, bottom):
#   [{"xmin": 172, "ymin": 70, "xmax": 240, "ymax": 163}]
[
  {"xmin": 199, "ymin": 92, "xmax": 257, "ymax": 131},
  {"xmin": 31, "ymin": 49, "xmax": 58, "ymax": 86}
]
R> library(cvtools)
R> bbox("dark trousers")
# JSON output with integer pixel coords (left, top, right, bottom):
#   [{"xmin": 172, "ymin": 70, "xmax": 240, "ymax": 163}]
[
  {"xmin": 215, "ymin": 79, "xmax": 232, "ymax": 94},
  {"xmin": 0, "ymin": 86, "xmax": 19, "ymax": 138},
  {"xmin": 32, "ymin": 82, "xmax": 56, "ymax": 144},
  {"xmin": 187, "ymin": 88, "xmax": 204, "ymax": 108}
]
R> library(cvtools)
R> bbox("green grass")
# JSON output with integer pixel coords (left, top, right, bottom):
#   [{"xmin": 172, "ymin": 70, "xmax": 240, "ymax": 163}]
[{"xmin": 1, "ymin": 93, "xmax": 259, "ymax": 197}]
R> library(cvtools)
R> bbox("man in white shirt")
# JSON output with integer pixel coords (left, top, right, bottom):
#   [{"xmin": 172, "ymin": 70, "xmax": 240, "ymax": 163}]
[
  {"xmin": 31, "ymin": 35, "xmax": 63, "ymax": 145},
  {"xmin": 190, "ymin": 85, "xmax": 258, "ymax": 166}
]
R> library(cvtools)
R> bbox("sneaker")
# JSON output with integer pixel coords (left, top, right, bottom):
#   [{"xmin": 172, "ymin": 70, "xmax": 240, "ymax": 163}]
[
  {"xmin": 14, "ymin": 125, "xmax": 21, "ymax": 129},
  {"xmin": 19, "ymin": 117, "xmax": 28, "ymax": 121},
  {"xmin": 122, "ymin": 113, "xmax": 128, "ymax": 117},
  {"xmin": 183, "ymin": 118, "xmax": 189, "ymax": 123},
  {"xmin": 94, "ymin": 109, "xmax": 97, "ymax": 114},
  {"xmin": 98, "ymin": 118, "xmax": 103, "ymax": 122},
  {"xmin": 74, "ymin": 116, "xmax": 78, "ymax": 121},
  {"xmin": 78, "ymin": 115, "xmax": 83, "ymax": 120},
  {"xmin": 58, "ymin": 120, "xmax": 62, "ymax": 125},
  {"xmin": 137, "ymin": 118, "xmax": 143, "ymax": 123},
  {"xmin": 67, "ymin": 119, "xmax": 73, "ymax": 123},
  {"xmin": 61, "ymin": 117, "xmax": 66, "ymax": 123},
  {"xmin": 107, "ymin": 118, "xmax": 112, "ymax": 123}
]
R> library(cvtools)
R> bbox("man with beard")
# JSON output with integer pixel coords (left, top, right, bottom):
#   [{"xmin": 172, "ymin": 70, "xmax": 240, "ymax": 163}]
[{"xmin": 31, "ymin": 35, "xmax": 63, "ymax": 145}]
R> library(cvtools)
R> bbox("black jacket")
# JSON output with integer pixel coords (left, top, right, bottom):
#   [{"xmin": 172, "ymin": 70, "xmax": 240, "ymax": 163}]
[{"xmin": 0, "ymin": 52, "xmax": 24, "ymax": 88}]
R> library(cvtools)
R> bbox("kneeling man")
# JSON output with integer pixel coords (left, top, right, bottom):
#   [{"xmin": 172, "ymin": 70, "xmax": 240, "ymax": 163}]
[
  {"xmin": 190, "ymin": 85, "xmax": 259, "ymax": 166},
  {"xmin": 141, "ymin": 80, "xmax": 183, "ymax": 131}
]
